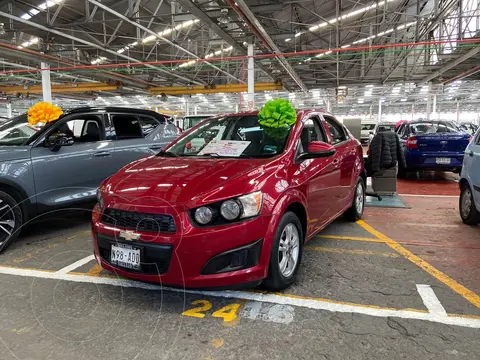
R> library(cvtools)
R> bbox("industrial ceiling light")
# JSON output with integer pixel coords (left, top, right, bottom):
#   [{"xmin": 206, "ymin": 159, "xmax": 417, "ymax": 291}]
[
  {"xmin": 0, "ymin": 23, "xmax": 5, "ymax": 36},
  {"xmin": 217, "ymin": 9, "xmax": 231, "ymax": 24}
]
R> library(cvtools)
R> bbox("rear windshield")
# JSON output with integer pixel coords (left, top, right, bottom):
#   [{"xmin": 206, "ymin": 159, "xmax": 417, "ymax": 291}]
[
  {"xmin": 377, "ymin": 124, "xmax": 395, "ymax": 132},
  {"xmin": 410, "ymin": 122, "xmax": 459, "ymax": 135}
]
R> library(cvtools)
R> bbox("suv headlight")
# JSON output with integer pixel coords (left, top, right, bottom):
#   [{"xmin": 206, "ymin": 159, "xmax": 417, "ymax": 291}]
[{"xmin": 190, "ymin": 191, "xmax": 263, "ymax": 226}]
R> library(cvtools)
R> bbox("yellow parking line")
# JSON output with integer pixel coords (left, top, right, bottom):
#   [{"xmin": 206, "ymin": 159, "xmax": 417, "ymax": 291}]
[
  {"xmin": 357, "ymin": 220, "xmax": 480, "ymax": 309},
  {"xmin": 305, "ymin": 246, "xmax": 399, "ymax": 258},
  {"xmin": 316, "ymin": 235, "xmax": 385, "ymax": 243},
  {"xmin": 85, "ymin": 264, "xmax": 103, "ymax": 277}
]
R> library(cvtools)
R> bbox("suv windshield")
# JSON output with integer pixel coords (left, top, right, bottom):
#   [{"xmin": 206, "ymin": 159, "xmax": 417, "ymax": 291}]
[
  {"xmin": 361, "ymin": 124, "xmax": 375, "ymax": 131},
  {"xmin": 410, "ymin": 121, "xmax": 459, "ymax": 135},
  {"xmin": 164, "ymin": 115, "xmax": 292, "ymax": 158},
  {"xmin": 377, "ymin": 124, "xmax": 396, "ymax": 132},
  {"xmin": 0, "ymin": 114, "xmax": 41, "ymax": 146}
]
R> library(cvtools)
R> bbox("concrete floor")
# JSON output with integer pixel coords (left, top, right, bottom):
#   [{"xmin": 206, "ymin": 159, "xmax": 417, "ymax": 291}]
[{"xmin": 0, "ymin": 183, "xmax": 479, "ymax": 359}]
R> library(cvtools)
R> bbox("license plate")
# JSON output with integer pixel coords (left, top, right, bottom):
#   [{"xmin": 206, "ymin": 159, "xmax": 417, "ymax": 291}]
[
  {"xmin": 111, "ymin": 244, "xmax": 141, "ymax": 270},
  {"xmin": 436, "ymin": 157, "xmax": 451, "ymax": 164}
]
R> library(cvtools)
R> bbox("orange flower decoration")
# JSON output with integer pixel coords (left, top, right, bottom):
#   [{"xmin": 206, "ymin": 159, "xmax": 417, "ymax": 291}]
[{"xmin": 27, "ymin": 102, "xmax": 63, "ymax": 125}]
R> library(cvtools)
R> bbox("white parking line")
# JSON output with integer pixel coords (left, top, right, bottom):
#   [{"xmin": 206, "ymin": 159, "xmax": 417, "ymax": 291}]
[
  {"xmin": 0, "ymin": 265, "xmax": 479, "ymax": 328},
  {"xmin": 416, "ymin": 284, "xmax": 448, "ymax": 316},
  {"xmin": 55, "ymin": 255, "xmax": 95, "ymax": 275}
]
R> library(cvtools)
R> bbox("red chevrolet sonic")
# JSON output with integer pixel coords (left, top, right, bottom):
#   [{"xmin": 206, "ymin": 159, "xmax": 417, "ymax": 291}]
[{"xmin": 92, "ymin": 110, "xmax": 365, "ymax": 290}]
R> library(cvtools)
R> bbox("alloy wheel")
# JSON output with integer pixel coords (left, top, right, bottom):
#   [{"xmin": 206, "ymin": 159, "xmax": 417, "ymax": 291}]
[
  {"xmin": 461, "ymin": 188, "xmax": 472, "ymax": 219},
  {"xmin": 0, "ymin": 200, "xmax": 15, "ymax": 245},
  {"xmin": 355, "ymin": 181, "xmax": 365, "ymax": 216},
  {"xmin": 278, "ymin": 223, "xmax": 300, "ymax": 278}
]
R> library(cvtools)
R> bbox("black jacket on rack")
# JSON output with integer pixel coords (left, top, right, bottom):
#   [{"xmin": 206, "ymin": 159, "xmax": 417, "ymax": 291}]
[{"xmin": 365, "ymin": 131, "xmax": 406, "ymax": 176}]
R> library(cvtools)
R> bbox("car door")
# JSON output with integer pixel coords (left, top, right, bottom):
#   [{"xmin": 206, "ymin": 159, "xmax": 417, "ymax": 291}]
[
  {"xmin": 293, "ymin": 116, "xmax": 340, "ymax": 235},
  {"xmin": 464, "ymin": 130, "xmax": 480, "ymax": 209},
  {"xmin": 322, "ymin": 115, "xmax": 356, "ymax": 211},
  {"xmin": 30, "ymin": 113, "xmax": 116, "ymax": 208},
  {"xmin": 106, "ymin": 113, "xmax": 178, "ymax": 172}
]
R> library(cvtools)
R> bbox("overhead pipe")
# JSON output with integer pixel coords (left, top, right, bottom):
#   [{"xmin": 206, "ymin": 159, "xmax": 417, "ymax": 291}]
[{"xmin": 225, "ymin": 0, "xmax": 308, "ymax": 93}]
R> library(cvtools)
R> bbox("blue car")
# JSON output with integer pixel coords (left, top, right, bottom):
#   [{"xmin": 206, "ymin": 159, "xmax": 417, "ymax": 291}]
[
  {"xmin": 396, "ymin": 120, "xmax": 471, "ymax": 175},
  {"xmin": 459, "ymin": 127, "xmax": 480, "ymax": 225}
]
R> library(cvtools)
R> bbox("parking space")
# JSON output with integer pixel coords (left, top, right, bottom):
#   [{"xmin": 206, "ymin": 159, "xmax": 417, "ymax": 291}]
[{"xmin": 0, "ymin": 194, "xmax": 479, "ymax": 359}]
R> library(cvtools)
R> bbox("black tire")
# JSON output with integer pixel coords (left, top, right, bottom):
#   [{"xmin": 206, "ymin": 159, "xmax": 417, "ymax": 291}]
[
  {"xmin": 0, "ymin": 190, "xmax": 23, "ymax": 253},
  {"xmin": 459, "ymin": 183, "xmax": 480, "ymax": 226},
  {"xmin": 263, "ymin": 212, "xmax": 303, "ymax": 291},
  {"xmin": 345, "ymin": 177, "xmax": 365, "ymax": 222}
]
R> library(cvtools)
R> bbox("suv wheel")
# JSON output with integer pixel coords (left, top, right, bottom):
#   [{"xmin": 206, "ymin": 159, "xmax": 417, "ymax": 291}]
[
  {"xmin": 0, "ymin": 191, "xmax": 23, "ymax": 253},
  {"xmin": 460, "ymin": 183, "xmax": 480, "ymax": 226}
]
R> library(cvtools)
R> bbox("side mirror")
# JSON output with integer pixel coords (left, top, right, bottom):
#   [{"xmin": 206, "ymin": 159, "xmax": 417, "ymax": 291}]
[
  {"xmin": 46, "ymin": 134, "xmax": 74, "ymax": 151},
  {"xmin": 369, "ymin": 131, "xmax": 374, "ymax": 135},
  {"xmin": 298, "ymin": 141, "xmax": 336, "ymax": 161}
]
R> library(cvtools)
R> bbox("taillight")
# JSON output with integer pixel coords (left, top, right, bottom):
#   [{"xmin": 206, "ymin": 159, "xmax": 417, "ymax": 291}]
[{"xmin": 406, "ymin": 136, "xmax": 418, "ymax": 149}]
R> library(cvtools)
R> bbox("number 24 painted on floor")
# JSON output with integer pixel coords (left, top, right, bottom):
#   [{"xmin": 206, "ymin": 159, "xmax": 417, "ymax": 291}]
[{"xmin": 182, "ymin": 300, "xmax": 240, "ymax": 322}]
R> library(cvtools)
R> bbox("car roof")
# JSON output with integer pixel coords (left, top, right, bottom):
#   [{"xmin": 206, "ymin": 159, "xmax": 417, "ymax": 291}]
[
  {"xmin": 65, "ymin": 107, "xmax": 169, "ymax": 118},
  {"xmin": 211, "ymin": 108, "xmax": 332, "ymax": 118}
]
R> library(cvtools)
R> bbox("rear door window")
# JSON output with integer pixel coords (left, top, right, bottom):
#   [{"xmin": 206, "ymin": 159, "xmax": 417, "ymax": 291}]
[
  {"xmin": 138, "ymin": 115, "xmax": 163, "ymax": 137},
  {"xmin": 110, "ymin": 114, "xmax": 144, "ymax": 140}
]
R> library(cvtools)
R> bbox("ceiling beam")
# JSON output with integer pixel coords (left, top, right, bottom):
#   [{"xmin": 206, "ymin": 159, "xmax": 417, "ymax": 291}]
[
  {"xmin": 228, "ymin": 0, "xmax": 308, "ymax": 92},
  {"xmin": 0, "ymin": 9, "xmax": 204, "ymax": 85},
  {"xmin": 87, "ymin": 0, "xmax": 243, "ymax": 83}
]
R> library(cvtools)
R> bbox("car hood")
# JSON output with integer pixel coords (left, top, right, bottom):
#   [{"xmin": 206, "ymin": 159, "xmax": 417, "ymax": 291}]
[{"xmin": 106, "ymin": 155, "xmax": 277, "ymax": 208}]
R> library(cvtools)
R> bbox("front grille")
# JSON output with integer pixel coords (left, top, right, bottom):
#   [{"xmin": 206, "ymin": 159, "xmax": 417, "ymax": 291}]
[
  {"xmin": 97, "ymin": 234, "xmax": 173, "ymax": 275},
  {"xmin": 101, "ymin": 208, "xmax": 176, "ymax": 234}
]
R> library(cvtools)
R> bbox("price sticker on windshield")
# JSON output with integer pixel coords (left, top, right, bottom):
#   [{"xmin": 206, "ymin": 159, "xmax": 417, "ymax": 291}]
[{"xmin": 198, "ymin": 140, "xmax": 251, "ymax": 157}]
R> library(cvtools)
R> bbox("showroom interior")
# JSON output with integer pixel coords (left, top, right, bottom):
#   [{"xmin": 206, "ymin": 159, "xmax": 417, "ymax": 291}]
[{"xmin": 0, "ymin": 0, "xmax": 479, "ymax": 359}]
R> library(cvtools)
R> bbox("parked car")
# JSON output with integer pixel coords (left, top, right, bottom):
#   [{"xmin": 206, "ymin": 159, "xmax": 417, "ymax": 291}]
[
  {"xmin": 361, "ymin": 121, "xmax": 376, "ymax": 144},
  {"xmin": 459, "ymin": 127, "xmax": 480, "ymax": 225},
  {"xmin": 396, "ymin": 120, "xmax": 471, "ymax": 175},
  {"xmin": 0, "ymin": 107, "xmax": 181, "ymax": 252},
  {"xmin": 368, "ymin": 122, "xmax": 397, "ymax": 142},
  {"xmin": 458, "ymin": 122, "xmax": 479, "ymax": 136},
  {"xmin": 93, "ymin": 110, "xmax": 366, "ymax": 290}
]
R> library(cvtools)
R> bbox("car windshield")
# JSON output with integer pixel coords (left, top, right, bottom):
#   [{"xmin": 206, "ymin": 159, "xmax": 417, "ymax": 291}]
[
  {"xmin": 410, "ymin": 121, "xmax": 459, "ymax": 135},
  {"xmin": 361, "ymin": 124, "xmax": 375, "ymax": 131},
  {"xmin": 377, "ymin": 124, "xmax": 396, "ymax": 132},
  {"xmin": 0, "ymin": 114, "xmax": 41, "ymax": 146},
  {"xmin": 164, "ymin": 115, "xmax": 292, "ymax": 158}
]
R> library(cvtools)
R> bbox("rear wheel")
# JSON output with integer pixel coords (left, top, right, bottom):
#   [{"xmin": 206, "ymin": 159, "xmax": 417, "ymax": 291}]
[
  {"xmin": 264, "ymin": 212, "xmax": 303, "ymax": 291},
  {"xmin": 460, "ymin": 183, "xmax": 480, "ymax": 226},
  {"xmin": 345, "ymin": 178, "xmax": 365, "ymax": 221}
]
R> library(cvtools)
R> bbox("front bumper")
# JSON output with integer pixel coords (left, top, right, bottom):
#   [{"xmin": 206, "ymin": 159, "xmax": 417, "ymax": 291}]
[{"xmin": 92, "ymin": 209, "xmax": 273, "ymax": 288}]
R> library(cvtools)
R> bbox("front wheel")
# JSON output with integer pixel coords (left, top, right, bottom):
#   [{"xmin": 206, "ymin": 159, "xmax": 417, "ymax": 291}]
[
  {"xmin": 345, "ymin": 178, "xmax": 365, "ymax": 221},
  {"xmin": 263, "ymin": 212, "xmax": 303, "ymax": 291},
  {"xmin": 460, "ymin": 183, "xmax": 480, "ymax": 226},
  {"xmin": 0, "ymin": 190, "xmax": 23, "ymax": 253}
]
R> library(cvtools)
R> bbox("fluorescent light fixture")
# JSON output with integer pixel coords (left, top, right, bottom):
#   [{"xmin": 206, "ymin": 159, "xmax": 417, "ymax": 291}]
[
  {"xmin": 20, "ymin": 13, "xmax": 32, "ymax": 20},
  {"xmin": 117, "ymin": 48, "xmax": 125, "ymax": 54},
  {"xmin": 285, "ymin": 38, "xmax": 291, "ymax": 42},
  {"xmin": 142, "ymin": 35, "xmax": 156, "ymax": 43},
  {"xmin": 295, "ymin": 32, "xmax": 302, "ymax": 38},
  {"xmin": 400, "ymin": 98, "xmax": 407, "ymax": 102},
  {"xmin": 366, "ymin": 84, "xmax": 374, "ymax": 88}
]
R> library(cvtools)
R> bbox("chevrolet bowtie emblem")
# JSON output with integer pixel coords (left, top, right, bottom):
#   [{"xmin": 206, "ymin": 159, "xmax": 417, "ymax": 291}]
[{"xmin": 118, "ymin": 230, "xmax": 140, "ymax": 241}]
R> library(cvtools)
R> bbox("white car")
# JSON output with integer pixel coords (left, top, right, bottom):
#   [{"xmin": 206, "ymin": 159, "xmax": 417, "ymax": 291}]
[
  {"xmin": 368, "ymin": 122, "xmax": 397, "ymax": 142},
  {"xmin": 361, "ymin": 122, "xmax": 376, "ymax": 143}
]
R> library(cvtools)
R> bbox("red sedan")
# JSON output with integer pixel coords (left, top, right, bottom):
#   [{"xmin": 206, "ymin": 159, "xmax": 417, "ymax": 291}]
[{"xmin": 92, "ymin": 110, "xmax": 365, "ymax": 290}]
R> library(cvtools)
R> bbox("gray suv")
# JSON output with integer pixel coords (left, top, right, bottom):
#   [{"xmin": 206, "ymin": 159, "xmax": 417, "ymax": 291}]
[{"xmin": 0, "ymin": 107, "xmax": 180, "ymax": 252}]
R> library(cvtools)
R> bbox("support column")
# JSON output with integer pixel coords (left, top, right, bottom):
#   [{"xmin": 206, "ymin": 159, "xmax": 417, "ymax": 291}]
[
  {"xmin": 41, "ymin": 62, "xmax": 52, "ymax": 103},
  {"xmin": 247, "ymin": 43, "xmax": 255, "ymax": 111},
  {"xmin": 426, "ymin": 82, "xmax": 432, "ymax": 120},
  {"xmin": 411, "ymin": 103, "xmax": 415, "ymax": 121},
  {"xmin": 194, "ymin": 105, "xmax": 198, "ymax": 115},
  {"xmin": 6, "ymin": 103, "xmax": 12, "ymax": 118},
  {"xmin": 432, "ymin": 95, "xmax": 437, "ymax": 119},
  {"xmin": 326, "ymin": 99, "xmax": 331, "ymax": 112},
  {"xmin": 184, "ymin": 96, "xmax": 189, "ymax": 116},
  {"xmin": 456, "ymin": 100, "xmax": 460, "ymax": 122},
  {"xmin": 378, "ymin": 98, "xmax": 382, "ymax": 121}
]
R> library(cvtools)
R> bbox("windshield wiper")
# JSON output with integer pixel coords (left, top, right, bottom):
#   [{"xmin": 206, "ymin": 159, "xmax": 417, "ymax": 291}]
[{"xmin": 156, "ymin": 150, "xmax": 180, "ymax": 157}]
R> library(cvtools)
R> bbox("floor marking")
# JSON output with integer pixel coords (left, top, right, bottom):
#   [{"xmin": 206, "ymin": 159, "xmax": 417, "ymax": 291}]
[
  {"xmin": 416, "ymin": 284, "xmax": 447, "ymax": 316},
  {"xmin": 357, "ymin": 220, "xmax": 480, "ymax": 309},
  {"xmin": 85, "ymin": 264, "xmax": 103, "ymax": 277},
  {"xmin": 316, "ymin": 235, "xmax": 383, "ymax": 243},
  {"xmin": 305, "ymin": 246, "xmax": 399, "ymax": 258},
  {"xmin": 399, "ymin": 194, "xmax": 459, "ymax": 198},
  {"xmin": 0, "ymin": 266, "xmax": 478, "ymax": 328},
  {"xmin": 55, "ymin": 255, "xmax": 95, "ymax": 275},
  {"xmin": 391, "ymin": 223, "xmax": 460, "ymax": 228},
  {"xmin": 241, "ymin": 301, "xmax": 295, "ymax": 324}
]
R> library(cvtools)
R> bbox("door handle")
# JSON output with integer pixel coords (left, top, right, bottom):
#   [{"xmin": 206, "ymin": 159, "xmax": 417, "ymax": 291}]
[{"xmin": 93, "ymin": 151, "xmax": 111, "ymax": 157}]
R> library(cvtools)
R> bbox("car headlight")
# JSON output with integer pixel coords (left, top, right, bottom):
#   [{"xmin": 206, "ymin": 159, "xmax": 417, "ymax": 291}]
[
  {"xmin": 195, "ymin": 206, "xmax": 213, "ymax": 225},
  {"xmin": 96, "ymin": 187, "xmax": 104, "ymax": 209},
  {"xmin": 220, "ymin": 200, "xmax": 241, "ymax": 220},
  {"xmin": 237, "ymin": 191, "xmax": 263, "ymax": 218}
]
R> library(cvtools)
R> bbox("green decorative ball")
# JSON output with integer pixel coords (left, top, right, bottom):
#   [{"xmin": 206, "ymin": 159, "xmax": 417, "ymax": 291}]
[
  {"xmin": 258, "ymin": 99, "xmax": 297, "ymax": 129},
  {"xmin": 262, "ymin": 126, "xmax": 290, "ymax": 139}
]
